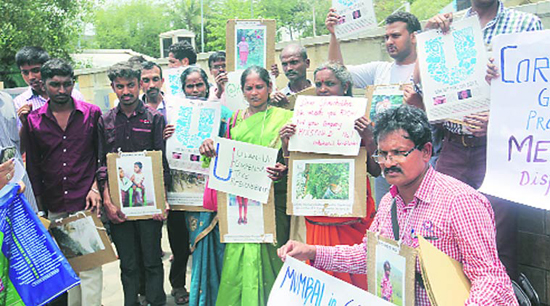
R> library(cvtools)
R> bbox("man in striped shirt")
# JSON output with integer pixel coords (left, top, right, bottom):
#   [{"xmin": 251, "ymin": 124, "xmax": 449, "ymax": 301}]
[{"xmin": 277, "ymin": 105, "xmax": 517, "ymax": 305}]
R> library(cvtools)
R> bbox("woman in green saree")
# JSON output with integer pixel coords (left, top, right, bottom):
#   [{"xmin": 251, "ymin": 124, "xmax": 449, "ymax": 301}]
[{"xmin": 200, "ymin": 66, "xmax": 293, "ymax": 305}]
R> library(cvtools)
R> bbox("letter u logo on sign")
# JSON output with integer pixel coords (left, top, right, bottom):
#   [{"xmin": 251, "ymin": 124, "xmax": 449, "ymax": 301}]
[
  {"xmin": 425, "ymin": 27, "xmax": 477, "ymax": 86},
  {"xmin": 213, "ymin": 143, "xmax": 234, "ymax": 181}
]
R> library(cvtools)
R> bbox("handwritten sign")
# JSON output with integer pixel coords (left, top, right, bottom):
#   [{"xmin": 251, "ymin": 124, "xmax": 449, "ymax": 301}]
[
  {"xmin": 225, "ymin": 71, "xmax": 248, "ymax": 112},
  {"xmin": 417, "ymin": 16, "xmax": 490, "ymax": 122},
  {"xmin": 333, "ymin": 0, "xmax": 377, "ymax": 40},
  {"xmin": 288, "ymin": 95, "xmax": 367, "ymax": 156},
  {"xmin": 268, "ymin": 256, "xmax": 392, "ymax": 306},
  {"xmin": 480, "ymin": 30, "xmax": 550, "ymax": 210},
  {"xmin": 208, "ymin": 137, "xmax": 278, "ymax": 203},
  {"xmin": 163, "ymin": 67, "xmax": 187, "ymax": 99},
  {"xmin": 166, "ymin": 98, "xmax": 222, "ymax": 174}
]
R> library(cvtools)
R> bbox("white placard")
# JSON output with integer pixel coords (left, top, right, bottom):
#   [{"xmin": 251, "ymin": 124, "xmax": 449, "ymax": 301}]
[
  {"xmin": 417, "ymin": 16, "xmax": 490, "ymax": 122},
  {"xmin": 166, "ymin": 98, "xmax": 222, "ymax": 174},
  {"xmin": 164, "ymin": 67, "xmax": 187, "ymax": 99},
  {"xmin": 208, "ymin": 137, "xmax": 277, "ymax": 203},
  {"xmin": 225, "ymin": 71, "xmax": 248, "ymax": 112},
  {"xmin": 333, "ymin": 0, "xmax": 377, "ymax": 39},
  {"xmin": 480, "ymin": 30, "xmax": 550, "ymax": 210},
  {"xmin": 289, "ymin": 95, "xmax": 367, "ymax": 156},
  {"xmin": 268, "ymin": 256, "xmax": 392, "ymax": 306}
]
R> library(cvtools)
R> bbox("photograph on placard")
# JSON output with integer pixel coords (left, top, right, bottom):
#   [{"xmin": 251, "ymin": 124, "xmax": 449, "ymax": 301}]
[
  {"xmin": 235, "ymin": 25, "xmax": 266, "ymax": 70},
  {"xmin": 167, "ymin": 170, "xmax": 206, "ymax": 208},
  {"xmin": 50, "ymin": 216, "xmax": 105, "ymax": 259},
  {"xmin": 376, "ymin": 244, "xmax": 406, "ymax": 305},
  {"xmin": 226, "ymin": 194, "xmax": 264, "ymax": 235},
  {"xmin": 293, "ymin": 160, "xmax": 353, "ymax": 202},
  {"xmin": 117, "ymin": 156, "xmax": 156, "ymax": 208},
  {"xmin": 367, "ymin": 85, "xmax": 404, "ymax": 120}
]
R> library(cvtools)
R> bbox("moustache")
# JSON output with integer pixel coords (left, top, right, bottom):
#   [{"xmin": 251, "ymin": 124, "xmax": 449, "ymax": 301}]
[
  {"xmin": 147, "ymin": 88, "xmax": 159, "ymax": 94},
  {"xmin": 384, "ymin": 166, "xmax": 402, "ymax": 175}
]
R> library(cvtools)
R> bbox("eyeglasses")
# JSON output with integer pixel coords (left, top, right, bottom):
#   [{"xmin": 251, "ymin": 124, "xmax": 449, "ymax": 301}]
[{"xmin": 372, "ymin": 146, "xmax": 419, "ymax": 164}]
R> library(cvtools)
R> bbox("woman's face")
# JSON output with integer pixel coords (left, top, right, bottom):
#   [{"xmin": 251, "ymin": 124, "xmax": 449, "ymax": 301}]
[
  {"xmin": 314, "ymin": 69, "xmax": 348, "ymax": 96},
  {"xmin": 242, "ymin": 72, "xmax": 271, "ymax": 108},
  {"xmin": 184, "ymin": 71, "xmax": 207, "ymax": 99}
]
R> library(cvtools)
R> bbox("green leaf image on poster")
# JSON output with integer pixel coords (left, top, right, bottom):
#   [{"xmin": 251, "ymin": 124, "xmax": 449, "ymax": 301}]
[{"xmin": 295, "ymin": 162, "xmax": 350, "ymax": 200}]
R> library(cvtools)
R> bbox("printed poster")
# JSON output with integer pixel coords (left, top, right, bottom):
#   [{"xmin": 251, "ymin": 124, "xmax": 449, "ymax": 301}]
[
  {"xmin": 166, "ymin": 98, "xmax": 222, "ymax": 174},
  {"xmin": 235, "ymin": 22, "xmax": 267, "ymax": 71},
  {"xmin": 417, "ymin": 16, "xmax": 490, "ymax": 122},
  {"xmin": 167, "ymin": 170, "xmax": 208, "ymax": 211},
  {"xmin": 208, "ymin": 137, "xmax": 278, "ymax": 203},
  {"xmin": 163, "ymin": 67, "xmax": 187, "ymax": 99},
  {"xmin": 225, "ymin": 71, "xmax": 249, "ymax": 112},
  {"xmin": 366, "ymin": 85, "xmax": 405, "ymax": 120},
  {"xmin": 0, "ymin": 184, "xmax": 80, "ymax": 306},
  {"xmin": 288, "ymin": 95, "xmax": 368, "ymax": 156},
  {"xmin": 333, "ymin": 0, "xmax": 377, "ymax": 39},
  {"xmin": 480, "ymin": 30, "xmax": 550, "ymax": 210},
  {"xmin": 268, "ymin": 256, "xmax": 392, "ymax": 306}
]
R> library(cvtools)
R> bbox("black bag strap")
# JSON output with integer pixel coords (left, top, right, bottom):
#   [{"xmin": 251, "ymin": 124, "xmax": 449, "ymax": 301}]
[{"xmin": 391, "ymin": 198, "xmax": 399, "ymax": 241}]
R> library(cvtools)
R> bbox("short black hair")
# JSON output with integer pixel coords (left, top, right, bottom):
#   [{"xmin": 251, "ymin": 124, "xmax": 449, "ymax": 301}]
[
  {"xmin": 180, "ymin": 66, "xmax": 210, "ymax": 99},
  {"xmin": 373, "ymin": 105, "xmax": 432, "ymax": 150},
  {"xmin": 141, "ymin": 61, "xmax": 163, "ymax": 79},
  {"xmin": 134, "ymin": 161, "xmax": 143, "ymax": 169},
  {"xmin": 168, "ymin": 41, "xmax": 197, "ymax": 65},
  {"xmin": 108, "ymin": 61, "xmax": 141, "ymax": 82},
  {"xmin": 208, "ymin": 51, "xmax": 226, "ymax": 69},
  {"xmin": 15, "ymin": 46, "xmax": 50, "ymax": 67},
  {"xmin": 385, "ymin": 11, "xmax": 421, "ymax": 34},
  {"xmin": 40, "ymin": 59, "xmax": 74, "ymax": 82},
  {"xmin": 128, "ymin": 55, "xmax": 147, "ymax": 64}
]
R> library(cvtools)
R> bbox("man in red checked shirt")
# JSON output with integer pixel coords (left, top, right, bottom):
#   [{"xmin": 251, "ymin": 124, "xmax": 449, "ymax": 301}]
[{"xmin": 278, "ymin": 105, "xmax": 518, "ymax": 305}]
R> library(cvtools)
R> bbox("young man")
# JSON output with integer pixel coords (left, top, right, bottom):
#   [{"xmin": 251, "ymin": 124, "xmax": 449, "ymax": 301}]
[
  {"xmin": 423, "ymin": 0, "xmax": 542, "ymax": 281},
  {"xmin": 97, "ymin": 62, "xmax": 170, "ymax": 306},
  {"xmin": 208, "ymin": 51, "xmax": 228, "ymax": 101},
  {"xmin": 13, "ymin": 47, "xmax": 84, "ymax": 129},
  {"xmin": 24, "ymin": 58, "xmax": 103, "ymax": 305},
  {"xmin": 278, "ymin": 105, "xmax": 518, "ymax": 306},
  {"xmin": 167, "ymin": 41, "xmax": 197, "ymax": 68},
  {"xmin": 271, "ymin": 44, "xmax": 313, "ymax": 105}
]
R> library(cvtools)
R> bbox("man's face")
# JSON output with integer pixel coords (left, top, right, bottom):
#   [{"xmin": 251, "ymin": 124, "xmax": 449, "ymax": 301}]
[
  {"xmin": 209, "ymin": 60, "xmax": 226, "ymax": 78},
  {"xmin": 377, "ymin": 129, "xmax": 431, "ymax": 188},
  {"xmin": 168, "ymin": 52, "xmax": 187, "ymax": 68},
  {"xmin": 141, "ymin": 66, "xmax": 164, "ymax": 101},
  {"xmin": 280, "ymin": 50, "xmax": 309, "ymax": 83},
  {"xmin": 384, "ymin": 22, "xmax": 415, "ymax": 62},
  {"xmin": 20, "ymin": 63, "xmax": 43, "ymax": 92},
  {"xmin": 111, "ymin": 77, "xmax": 140, "ymax": 106},
  {"xmin": 44, "ymin": 75, "xmax": 74, "ymax": 105}
]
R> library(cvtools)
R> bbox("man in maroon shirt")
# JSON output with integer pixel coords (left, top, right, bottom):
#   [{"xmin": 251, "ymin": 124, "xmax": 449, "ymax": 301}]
[
  {"xmin": 97, "ymin": 62, "xmax": 169, "ymax": 306},
  {"xmin": 24, "ymin": 58, "xmax": 103, "ymax": 305}
]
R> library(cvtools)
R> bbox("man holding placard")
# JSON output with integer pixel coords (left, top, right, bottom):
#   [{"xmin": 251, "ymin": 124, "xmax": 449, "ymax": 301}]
[
  {"xmin": 423, "ymin": 0, "xmax": 542, "ymax": 281},
  {"xmin": 97, "ymin": 62, "xmax": 170, "ymax": 306},
  {"xmin": 271, "ymin": 44, "xmax": 312, "ymax": 106},
  {"xmin": 278, "ymin": 105, "xmax": 517, "ymax": 305}
]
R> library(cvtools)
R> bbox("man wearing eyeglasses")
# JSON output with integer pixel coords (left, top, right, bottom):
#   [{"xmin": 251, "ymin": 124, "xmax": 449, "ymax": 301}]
[{"xmin": 278, "ymin": 105, "xmax": 517, "ymax": 305}]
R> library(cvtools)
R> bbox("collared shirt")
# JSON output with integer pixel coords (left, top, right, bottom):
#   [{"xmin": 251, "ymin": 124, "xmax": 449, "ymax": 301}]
[
  {"xmin": 280, "ymin": 80, "xmax": 312, "ymax": 96},
  {"xmin": 313, "ymin": 167, "xmax": 517, "ymax": 306},
  {"xmin": 96, "ymin": 100, "xmax": 170, "ymax": 189},
  {"xmin": 0, "ymin": 92, "xmax": 38, "ymax": 212},
  {"xmin": 13, "ymin": 87, "xmax": 85, "ymax": 129},
  {"xmin": 24, "ymin": 99, "xmax": 101, "ymax": 213},
  {"xmin": 141, "ymin": 93, "xmax": 167, "ymax": 118}
]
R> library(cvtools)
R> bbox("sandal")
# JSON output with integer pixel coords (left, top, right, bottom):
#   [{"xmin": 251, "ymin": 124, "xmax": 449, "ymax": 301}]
[{"xmin": 172, "ymin": 288, "xmax": 189, "ymax": 305}]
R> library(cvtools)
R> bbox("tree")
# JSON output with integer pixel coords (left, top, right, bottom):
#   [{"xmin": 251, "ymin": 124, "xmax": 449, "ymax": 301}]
[{"xmin": 0, "ymin": 0, "xmax": 94, "ymax": 87}]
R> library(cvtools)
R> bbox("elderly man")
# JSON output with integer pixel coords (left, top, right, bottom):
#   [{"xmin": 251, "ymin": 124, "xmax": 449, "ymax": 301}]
[
  {"xmin": 278, "ymin": 105, "xmax": 517, "ymax": 306},
  {"xmin": 271, "ymin": 44, "xmax": 313, "ymax": 105}
]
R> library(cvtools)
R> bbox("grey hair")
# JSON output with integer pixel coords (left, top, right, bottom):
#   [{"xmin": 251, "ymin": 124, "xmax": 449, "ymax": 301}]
[{"xmin": 313, "ymin": 62, "xmax": 353, "ymax": 96}]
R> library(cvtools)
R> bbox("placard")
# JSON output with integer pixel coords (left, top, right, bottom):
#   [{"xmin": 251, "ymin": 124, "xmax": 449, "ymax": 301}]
[
  {"xmin": 167, "ymin": 170, "xmax": 210, "ymax": 212},
  {"xmin": 217, "ymin": 190, "xmax": 276, "ymax": 243},
  {"xmin": 166, "ymin": 98, "xmax": 222, "ymax": 174},
  {"xmin": 107, "ymin": 151, "xmax": 166, "ymax": 220},
  {"xmin": 225, "ymin": 71, "xmax": 249, "ymax": 112},
  {"xmin": 417, "ymin": 16, "xmax": 490, "ymax": 122},
  {"xmin": 480, "ymin": 30, "xmax": 550, "ymax": 210},
  {"xmin": 366, "ymin": 84, "xmax": 406, "ymax": 120},
  {"xmin": 226, "ymin": 19, "xmax": 276, "ymax": 72},
  {"xmin": 288, "ymin": 95, "xmax": 367, "ymax": 155},
  {"xmin": 163, "ymin": 67, "xmax": 188, "ymax": 99},
  {"xmin": 208, "ymin": 137, "xmax": 278, "ymax": 203},
  {"xmin": 49, "ymin": 211, "xmax": 117, "ymax": 273},
  {"xmin": 268, "ymin": 256, "xmax": 392, "ymax": 305},
  {"xmin": 287, "ymin": 149, "xmax": 367, "ymax": 217},
  {"xmin": 367, "ymin": 231, "xmax": 417, "ymax": 306},
  {"xmin": 282, "ymin": 86, "xmax": 316, "ymax": 110},
  {"xmin": 333, "ymin": 0, "xmax": 377, "ymax": 40}
]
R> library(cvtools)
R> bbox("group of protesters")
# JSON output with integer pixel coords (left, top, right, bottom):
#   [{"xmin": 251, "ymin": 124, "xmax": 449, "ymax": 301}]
[{"xmin": 0, "ymin": 0, "xmax": 542, "ymax": 305}]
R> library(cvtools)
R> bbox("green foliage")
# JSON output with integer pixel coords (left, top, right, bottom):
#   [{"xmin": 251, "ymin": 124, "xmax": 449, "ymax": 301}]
[
  {"xmin": 410, "ymin": 0, "xmax": 452, "ymax": 21},
  {"xmin": 0, "ymin": 0, "xmax": 95, "ymax": 87},
  {"xmin": 297, "ymin": 163, "xmax": 350, "ymax": 200}
]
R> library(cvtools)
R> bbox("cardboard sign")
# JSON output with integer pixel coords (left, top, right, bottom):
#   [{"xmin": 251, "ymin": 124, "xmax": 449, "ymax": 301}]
[
  {"xmin": 417, "ymin": 16, "xmax": 490, "ymax": 123},
  {"xmin": 167, "ymin": 170, "xmax": 210, "ymax": 212},
  {"xmin": 288, "ymin": 95, "xmax": 368, "ymax": 156},
  {"xmin": 226, "ymin": 19, "xmax": 276, "ymax": 72},
  {"xmin": 50, "ymin": 211, "xmax": 117, "ymax": 273},
  {"xmin": 367, "ymin": 231, "xmax": 417, "ymax": 306},
  {"xmin": 282, "ymin": 86, "xmax": 316, "ymax": 110},
  {"xmin": 217, "ymin": 190, "xmax": 276, "ymax": 243},
  {"xmin": 333, "ymin": 0, "xmax": 377, "ymax": 40},
  {"xmin": 268, "ymin": 256, "xmax": 392, "ymax": 306},
  {"xmin": 365, "ymin": 84, "xmax": 407, "ymax": 120},
  {"xmin": 208, "ymin": 137, "xmax": 278, "ymax": 203},
  {"xmin": 287, "ymin": 149, "xmax": 367, "ymax": 217},
  {"xmin": 480, "ymin": 30, "xmax": 550, "ymax": 210},
  {"xmin": 225, "ymin": 71, "xmax": 249, "ymax": 112},
  {"xmin": 107, "ymin": 151, "xmax": 166, "ymax": 220},
  {"xmin": 166, "ymin": 98, "xmax": 222, "ymax": 174}
]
